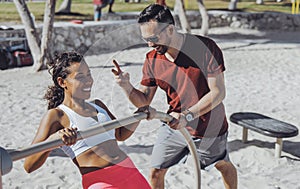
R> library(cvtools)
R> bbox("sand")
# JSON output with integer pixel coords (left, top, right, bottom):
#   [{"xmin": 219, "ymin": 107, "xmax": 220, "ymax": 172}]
[{"xmin": 1, "ymin": 27, "xmax": 300, "ymax": 189}]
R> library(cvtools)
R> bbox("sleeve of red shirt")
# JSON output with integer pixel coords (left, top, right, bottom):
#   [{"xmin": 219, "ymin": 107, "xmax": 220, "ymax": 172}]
[
  {"xmin": 206, "ymin": 40, "xmax": 226, "ymax": 77},
  {"xmin": 141, "ymin": 53, "xmax": 157, "ymax": 87}
]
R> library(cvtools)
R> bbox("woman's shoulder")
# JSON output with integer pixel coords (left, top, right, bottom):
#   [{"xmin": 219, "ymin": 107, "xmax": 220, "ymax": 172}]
[
  {"xmin": 92, "ymin": 99, "xmax": 116, "ymax": 120},
  {"xmin": 45, "ymin": 108, "xmax": 64, "ymax": 119},
  {"xmin": 92, "ymin": 99, "xmax": 108, "ymax": 109},
  {"xmin": 42, "ymin": 108, "xmax": 69, "ymax": 127}
]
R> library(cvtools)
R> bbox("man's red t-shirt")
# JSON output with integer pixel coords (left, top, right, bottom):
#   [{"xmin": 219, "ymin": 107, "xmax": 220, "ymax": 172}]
[{"xmin": 141, "ymin": 34, "xmax": 228, "ymax": 138}]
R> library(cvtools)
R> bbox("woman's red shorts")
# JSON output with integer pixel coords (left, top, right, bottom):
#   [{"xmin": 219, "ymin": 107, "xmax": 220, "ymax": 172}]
[{"xmin": 82, "ymin": 157, "xmax": 151, "ymax": 189}]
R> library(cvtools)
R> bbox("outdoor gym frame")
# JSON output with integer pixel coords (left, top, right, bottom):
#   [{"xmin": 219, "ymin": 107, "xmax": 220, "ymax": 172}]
[{"xmin": 0, "ymin": 111, "xmax": 201, "ymax": 189}]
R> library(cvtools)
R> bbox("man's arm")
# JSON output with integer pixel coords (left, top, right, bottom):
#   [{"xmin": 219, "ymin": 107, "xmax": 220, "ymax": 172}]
[
  {"xmin": 169, "ymin": 73, "xmax": 225, "ymax": 130},
  {"xmin": 112, "ymin": 60, "xmax": 157, "ymax": 108},
  {"xmin": 128, "ymin": 84, "xmax": 157, "ymax": 108},
  {"xmin": 189, "ymin": 72, "xmax": 226, "ymax": 118}
]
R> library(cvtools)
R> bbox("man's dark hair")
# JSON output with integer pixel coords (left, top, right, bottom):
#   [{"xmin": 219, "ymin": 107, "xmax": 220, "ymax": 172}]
[{"xmin": 137, "ymin": 4, "xmax": 175, "ymax": 25}]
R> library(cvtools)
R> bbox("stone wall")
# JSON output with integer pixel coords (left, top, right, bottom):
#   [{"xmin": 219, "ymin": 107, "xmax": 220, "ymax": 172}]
[
  {"xmin": 49, "ymin": 20, "xmax": 144, "ymax": 56},
  {"xmin": 187, "ymin": 10, "xmax": 300, "ymax": 31},
  {"xmin": 103, "ymin": 10, "xmax": 300, "ymax": 31},
  {"xmin": 0, "ymin": 11, "xmax": 299, "ymax": 56},
  {"xmin": 0, "ymin": 20, "xmax": 143, "ymax": 56}
]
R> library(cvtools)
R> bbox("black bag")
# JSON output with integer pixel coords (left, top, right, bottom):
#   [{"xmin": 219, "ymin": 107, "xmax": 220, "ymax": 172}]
[{"xmin": 0, "ymin": 48, "xmax": 9, "ymax": 70}]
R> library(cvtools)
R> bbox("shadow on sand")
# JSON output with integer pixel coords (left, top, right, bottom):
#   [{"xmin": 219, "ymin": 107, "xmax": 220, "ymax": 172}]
[
  {"xmin": 48, "ymin": 139, "xmax": 300, "ymax": 160},
  {"xmin": 47, "ymin": 143, "xmax": 154, "ymax": 158},
  {"xmin": 228, "ymin": 139, "xmax": 300, "ymax": 160},
  {"xmin": 208, "ymin": 30, "xmax": 300, "ymax": 44},
  {"xmin": 89, "ymin": 61, "xmax": 144, "ymax": 69},
  {"xmin": 118, "ymin": 143, "xmax": 154, "ymax": 156}
]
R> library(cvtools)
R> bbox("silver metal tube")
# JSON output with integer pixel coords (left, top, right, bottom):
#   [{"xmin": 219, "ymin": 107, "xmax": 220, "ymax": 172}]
[
  {"xmin": 6, "ymin": 111, "xmax": 200, "ymax": 188},
  {"xmin": 9, "ymin": 113, "xmax": 147, "ymax": 161},
  {"xmin": 155, "ymin": 112, "xmax": 201, "ymax": 189}
]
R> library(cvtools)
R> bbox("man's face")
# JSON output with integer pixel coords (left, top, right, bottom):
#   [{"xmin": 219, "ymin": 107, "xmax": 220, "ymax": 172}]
[{"xmin": 140, "ymin": 21, "xmax": 171, "ymax": 55}]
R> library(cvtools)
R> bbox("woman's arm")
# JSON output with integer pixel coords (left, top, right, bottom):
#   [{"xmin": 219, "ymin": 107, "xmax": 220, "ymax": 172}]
[
  {"xmin": 24, "ymin": 109, "xmax": 77, "ymax": 173},
  {"xmin": 94, "ymin": 99, "xmax": 155, "ymax": 141}
]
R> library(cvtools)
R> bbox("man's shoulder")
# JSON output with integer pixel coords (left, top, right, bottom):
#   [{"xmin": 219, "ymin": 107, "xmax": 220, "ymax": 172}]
[
  {"xmin": 184, "ymin": 34, "xmax": 220, "ymax": 53},
  {"xmin": 146, "ymin": 49, "xmax": 157, "ymax": 58},
  {"xmin": 186, "ymin": 33, "xmax": 216, "ymax": 46},
  {"xmin": 187, "ymin": 33, "xmax": 211, "ymax": 40}
]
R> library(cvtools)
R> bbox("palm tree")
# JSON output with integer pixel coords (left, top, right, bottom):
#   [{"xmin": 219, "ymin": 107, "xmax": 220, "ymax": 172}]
[
  {"xmin": 228, "ymin": 0, "xmax": 238, "ymax": 10},
  {"xmin": 174, "ymin": 0, "xmax": 209, "ymax": 35},
  {"xmin": 14, "ymin": 0, "xmax": 55, "ymax": 71},
  {"xmin": 57, "ymin": 0, "xmax": 72, "ymax": 14}
]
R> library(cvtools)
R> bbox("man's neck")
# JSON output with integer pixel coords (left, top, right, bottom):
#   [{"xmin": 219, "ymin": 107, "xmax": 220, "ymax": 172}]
[{"xmin": 165, "ymin": 33, "xmax": 185, "ymax": 62}]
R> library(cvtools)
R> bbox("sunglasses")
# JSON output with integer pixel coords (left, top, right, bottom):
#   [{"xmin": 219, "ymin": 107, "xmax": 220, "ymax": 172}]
[{"xmin": 142, "ymin": 25, "xmax": 169, "ymax": 43}]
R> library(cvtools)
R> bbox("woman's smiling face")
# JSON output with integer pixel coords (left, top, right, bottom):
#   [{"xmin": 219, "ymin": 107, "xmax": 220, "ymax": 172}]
[{"xmin": 64, "ymin": 61, "xmax": 94, "ymax": 100}]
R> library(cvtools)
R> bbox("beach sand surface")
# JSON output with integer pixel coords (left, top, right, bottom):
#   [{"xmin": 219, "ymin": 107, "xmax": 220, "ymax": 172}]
[{"xmin": 1, "ymin": 27, "xmax": 300, "ymax": 189}]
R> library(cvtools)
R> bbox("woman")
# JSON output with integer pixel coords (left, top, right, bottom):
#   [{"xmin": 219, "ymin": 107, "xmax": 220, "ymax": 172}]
[{"xmin": 24, "ymin": 51, "xmax": 151, "ymax": 189}]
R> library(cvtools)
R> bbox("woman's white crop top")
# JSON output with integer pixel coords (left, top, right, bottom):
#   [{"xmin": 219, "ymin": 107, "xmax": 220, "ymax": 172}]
[{"xmin": 58, "ymin": 102, "xmax": 116, "ymax": 159}]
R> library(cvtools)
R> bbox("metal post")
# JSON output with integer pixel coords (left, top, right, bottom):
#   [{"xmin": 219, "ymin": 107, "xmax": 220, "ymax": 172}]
[
  {"xmin": 292, "ymin": 0, "xmax": 296, "ymax": 14},
  {"xmin": 0, "ymin": 160, "xmax": 2, "ymax": 189},
  {"xmin": 292, "ymin": 0, "xmax": 299, "ymax": 14},
  {"xmin": 275, "ymin": 138, "xmax": 283, "ymax": 158},
  {"xmin": 0, "ymin": 146, "xmax": 13, "ymax": 189},
  {"xmin": 4, "ymin": 112, "xmax": 201, "ymax": 189},
  {"xmin": 242, "ymin": 127, "xmax": 248, "ymax": 143}
]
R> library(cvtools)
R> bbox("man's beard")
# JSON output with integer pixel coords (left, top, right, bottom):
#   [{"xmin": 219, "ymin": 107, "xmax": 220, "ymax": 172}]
[{"xmin": 155, "ymin": 45, "xmax": 168, "ymax": 55}]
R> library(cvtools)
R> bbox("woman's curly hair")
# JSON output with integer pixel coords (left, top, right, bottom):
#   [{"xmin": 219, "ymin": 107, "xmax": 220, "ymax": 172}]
[{"xmin": 44, "ymin": 51, "xmax": 83, "ymax": 109}]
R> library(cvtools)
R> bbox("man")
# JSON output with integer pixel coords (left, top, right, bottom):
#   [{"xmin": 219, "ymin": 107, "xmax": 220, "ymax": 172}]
[{"xmin": 112, "ymin": 4, "xmax": 237, "ymax": 189}]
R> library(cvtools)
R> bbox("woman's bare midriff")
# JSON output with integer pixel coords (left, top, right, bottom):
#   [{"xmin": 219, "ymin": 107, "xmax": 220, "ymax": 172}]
[{"xmin": 74, "ymin": 139, "xmax": 128, "ymax": 175}]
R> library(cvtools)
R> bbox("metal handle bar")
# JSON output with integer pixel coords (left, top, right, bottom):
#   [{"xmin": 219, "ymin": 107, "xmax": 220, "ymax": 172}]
[{"xmin": 1, "ymin": 111, "xmax": 201, "ymax": 188}]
